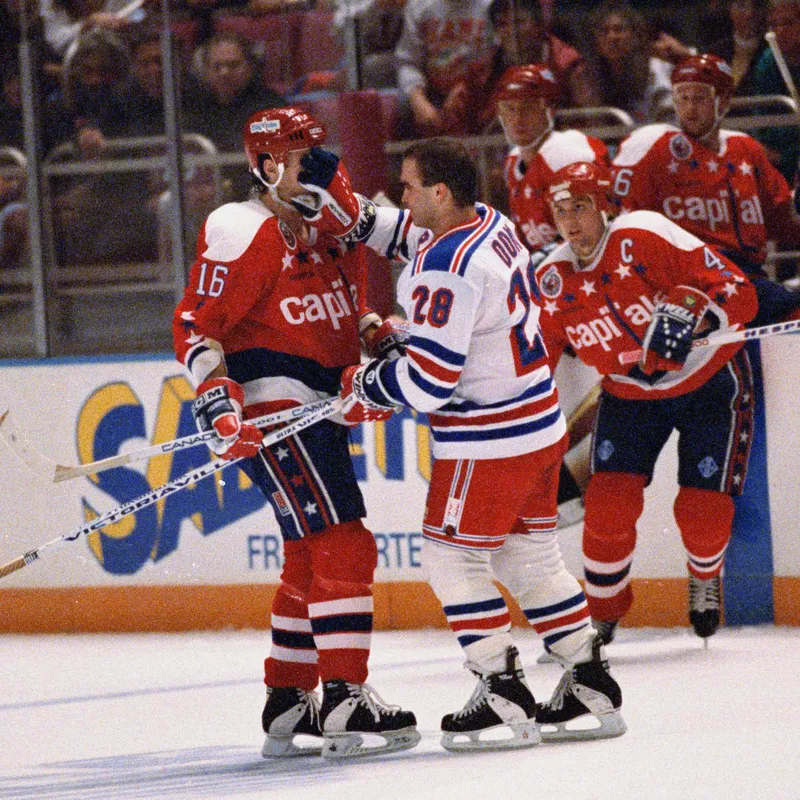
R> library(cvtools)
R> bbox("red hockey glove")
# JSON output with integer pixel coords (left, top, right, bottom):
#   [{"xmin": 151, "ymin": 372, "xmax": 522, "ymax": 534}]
[
  {"xmin": 292, "ymin": 147, "xmax": 361, "ymax": 237},
  {"xmin": 640, "ymin": 286, "xmax": 710, "ymax": 374},
  {"xmin": 366, "ymin": 317, "xmax": 410, "ymax": 361},
  {"xmin": 192, "ymin": 377, "xmax": 263, "ymax": 460},
  {"xmin": 339, "ymin": 362, "xmax": 395, "ymax": 424}
]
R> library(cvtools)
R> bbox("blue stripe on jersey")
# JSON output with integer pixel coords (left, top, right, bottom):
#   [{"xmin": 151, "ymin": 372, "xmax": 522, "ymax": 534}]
[
  {"xmin": 409, "ymin": 335, "xmax": 467, "ymax": 367},
  {"xmin": 375, "ymin": 360, "xmax": 410, "ymax": 406},
  {"xmin": 443, "ymin": 597, "xmax": 507, "ymax": 616},
  {"xmin": 439, "ymin": 376, "xmax": 553, "ymax": 413},
  {"xmin": 415, "ymin": 207, "xmax": 489, "ymax": 274},
  {"xmin": 310, "ymin": 613, "xmax": 373, "ymax": 635},
  {"xmin": 386, "ymin": 209, "xmax": 407, "ymax": 261},
  {"xmin": 408, "ymin": 364, "xmax": 456, "ymax": 399},
  {"xmin": 524, "ymin": 592, "xmax": 586, "ymax": 621},
  {"xmin": 454, "ymin": 208, "xmax": 502, "ymax": 277},
  {"xmin": 545, "ymin": 624, "xmax": 590, "ymax": 648},
  {"xmin": 432, "ymin": 407, "xmax": 562, "ymax": 442}
]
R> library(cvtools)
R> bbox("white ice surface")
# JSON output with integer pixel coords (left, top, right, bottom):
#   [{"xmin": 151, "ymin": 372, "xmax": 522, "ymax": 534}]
[{"xmin": 2, "ymin": 626, "xmax": 799, "ymax": 800}]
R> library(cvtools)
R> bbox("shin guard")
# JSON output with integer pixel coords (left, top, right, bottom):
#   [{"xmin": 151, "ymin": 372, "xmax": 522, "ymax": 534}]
[
  {"xmin": 307, "ymin": 521, "xmax": 378, "ymax": 684},
  {"xmin": 674, "ymin": 487, "xmax": 733, "ymax": 579},
  {"xmin": 582, "ymin": 473, "xmax": 646, "ymax": 622}
]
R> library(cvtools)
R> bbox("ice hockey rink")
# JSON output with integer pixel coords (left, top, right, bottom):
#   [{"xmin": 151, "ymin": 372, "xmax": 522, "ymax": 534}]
[{"xmin": 2, "ymin": 625, "xmax": 799, "ymax": 800}]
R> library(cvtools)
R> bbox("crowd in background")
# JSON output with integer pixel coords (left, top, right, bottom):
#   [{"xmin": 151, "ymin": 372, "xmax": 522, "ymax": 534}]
[{"xmin": 2, "ymin": 0, "xmax": 800, "ymax": 274}]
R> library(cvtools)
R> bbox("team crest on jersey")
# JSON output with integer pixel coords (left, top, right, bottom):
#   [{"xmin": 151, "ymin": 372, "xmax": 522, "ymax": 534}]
[
  {"xmin": 278, "ymin": 219, "xmax": 297, "ymax": 249},
  {"xmin": 669, "ymin": 133, "xmax": 693, "ymax": 161},
  {"xmin": 540, "ymin": 265, "xmax": 563, "ymax": 299}
]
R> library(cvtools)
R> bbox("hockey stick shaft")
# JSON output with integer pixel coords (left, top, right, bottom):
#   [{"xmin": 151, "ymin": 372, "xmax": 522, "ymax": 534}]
[
  {"xmin": 0, "ymin": 398, "xmax": 342, "ymax": 579},
  {"xmin": 617, "ymin": 319, "xmax": 800, "ymax": 365},
  {"xmin": 53, "ymin": 398, "xmax": 338, "ymax": 483},
  {"xmin": 765, "ymin": 31, "xmax": 800, "ymax": 107}
]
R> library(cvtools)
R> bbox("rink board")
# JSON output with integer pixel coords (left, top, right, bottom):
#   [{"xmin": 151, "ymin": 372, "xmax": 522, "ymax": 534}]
[{"xmin": 0, "ymin": 338, "xmax": 798, "ymax": 632}]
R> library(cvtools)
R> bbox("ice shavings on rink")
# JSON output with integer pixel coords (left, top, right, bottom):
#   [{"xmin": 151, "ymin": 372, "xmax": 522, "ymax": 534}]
[{"xmin": 1, "ymin": 626, "xmax": 799, "ymax": 800}]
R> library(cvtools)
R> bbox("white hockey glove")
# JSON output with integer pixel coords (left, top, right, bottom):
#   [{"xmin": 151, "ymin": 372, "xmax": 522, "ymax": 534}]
[
  {"xmin": 339, "ymin": 362, "xmax": 395, "ymax": 424},
  {"xmin": 192, "ymin": 377, "xmax": 263, "ymax": 460},
  {"xmin": 640, "ymin": 286, "xmax": 710, "ymax": 374}
]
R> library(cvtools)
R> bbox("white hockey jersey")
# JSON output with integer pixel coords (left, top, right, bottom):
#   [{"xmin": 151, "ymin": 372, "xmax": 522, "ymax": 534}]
[{"xmin": 362, "ymin": 203, "xmax": 566, "ymax": 460}]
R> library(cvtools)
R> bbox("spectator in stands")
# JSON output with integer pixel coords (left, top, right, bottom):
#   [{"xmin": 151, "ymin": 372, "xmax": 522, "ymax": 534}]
[
  {"xmin": 750, "ymin": 0, "xmax": 800, "ymax": 181},
  {"xmin": 395, "ymin": 0, "xmax": 495, "ymax": 136},
  {"xmin": 483, "ymin": 0, "xmax": 600, "ymax": 116},
  {"xmin": 177, "ymin": 0, "xmax": 247, "ymax": 46},
  {"xmin": 39, "ymin": 0, "xmax": 135, "ymax": 59},
  {"xmin": 0, "ymin": 59, "xmax": 24, "ymax": 150},
  {"xmin": 122, "ymin": 28, "xmax": 168, "ymax": 137},
  {"xmin": 333, "ymin": 0, "xmax": 407, "ymax": 89},
  {"xmin": 582, "ymin": 0, "xmax": 675, "ymax": 124},
  {"xmin": 707, "ymin": 0, "xmax": 770, "ymax": 95}
]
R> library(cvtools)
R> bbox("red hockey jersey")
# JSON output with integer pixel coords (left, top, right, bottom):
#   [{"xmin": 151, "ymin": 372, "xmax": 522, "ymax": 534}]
[
  {"xmin": 173, "ymin": 198, "xmax": 366, "ymax": 410},
  {"xmin": 505, "ymin": 129, "xmax": 609, "ymax": 251},
  {"xmin": 612, "ymin": 124, "xmax": 798, "ymax": 265},
  {"xmin": 534, "ymin": 210, "xmax": 758, "ymax": 400}
]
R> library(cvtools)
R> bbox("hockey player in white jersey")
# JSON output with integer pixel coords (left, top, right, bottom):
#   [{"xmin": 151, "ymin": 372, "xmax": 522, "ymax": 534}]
[{"xmin": 293, "ymin": 137, "xmax": 626, "ymax": 749}]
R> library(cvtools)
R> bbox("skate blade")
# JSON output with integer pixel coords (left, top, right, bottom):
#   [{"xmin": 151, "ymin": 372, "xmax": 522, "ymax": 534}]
[
  {"xmin": 261, "ymin": 733, "xmax": 323, "ymax": 758},
  {"xmin": 536, "ymin": 650, "xmax": 557, "ymax": 665},
  {"xmin": 539, "ymin": 710, "xmax": 627, "ymax": 743},
  {"xmin": 322, "ymin": 727, "xmax": 421, "ymax": 759},
  {"xmin": 441, "ymin": 721, "xmax": 541, "ymax": 753}
]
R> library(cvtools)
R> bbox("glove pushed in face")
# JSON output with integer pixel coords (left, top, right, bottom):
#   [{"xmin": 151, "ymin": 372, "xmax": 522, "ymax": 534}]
[{"xmin": 192, "ymin": 377, "xmax": 263, "ymax": 460}]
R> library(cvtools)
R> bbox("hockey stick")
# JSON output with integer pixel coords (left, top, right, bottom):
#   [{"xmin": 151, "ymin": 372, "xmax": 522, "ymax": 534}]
[
  {"xmin": 0, "ymin": 398, "xmax": 342, "ymax": 580},
  {"xmin": 0, "ymin": 398, "xmax": 338, "ymax": 484},
  {"xmin": 617, "ymin": 319, "xmax": 800, "ymax": 365},
  {"xmin": 765, "ymin": 31, "xmax": 800, "ymax": 107}
]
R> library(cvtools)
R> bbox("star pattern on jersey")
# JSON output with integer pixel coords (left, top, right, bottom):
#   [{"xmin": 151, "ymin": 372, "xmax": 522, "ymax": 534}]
[
  {"xmin": 290, "ymin": 474, "xmax": 304, "ymax": 486},
  {"xmin": 722, "ymin": 281, "xmax": 738, "ymax": 296},
  {"xmin": 633, "ymin": 263, "xmax": 647, "ymax": 275},
  {"xmin": 303, "ymin": 501, "xmax": 318, "ymax": 516},
  {"xmin": 524, "ymin": 185, "xmax": 533, "ymax": 199},
  {"xmin": 738, "ymin": 161, "xmax": 752, "ymax": 175},
  {"xmin": 668, "ymin": 161, "xmax": 680, "ymax": 173},
  {"xmin": 707, "ymin": 159, "xmax": 719, "ymax": 173},
  {"xmin": 543, "ymin": 299, "xmax": 559, "ymax": 315},
  {"xmin": 296, "ymin": 250, "xmax": 309, "ymax": 264},
  {"xmin": 310, "ymin": 250, "xmax": 323, "ymax": 264},
  {"xmin": 275, "ymin": 446, "xmax": 290, "ymax": 460},
  {"xmin": 601, "ymin": 272, "xmax": 612, "ymax": 285},
  {"xmin": 281, "ymin": 252, "xmax": 294, "ymax": 271},
  {"xmin": 614, "ymin": 263, "xmax": 631, "ymax": 279},
  {"xmin": 580, "ymin": 279, "xmax": 596, "ymax": 296}
]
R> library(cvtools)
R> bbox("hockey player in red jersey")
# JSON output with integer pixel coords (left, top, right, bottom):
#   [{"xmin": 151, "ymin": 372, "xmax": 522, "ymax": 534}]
[
  {"xmin": 172, "ymin": 107, "xmax": 419, "ymax": 759},
  {"xmin": 612, "ymin": 53, "xmax": 800, "ymax": 326},
  {"xmin": 496, "ymin": 64, "xmax": 610, "ymax": 527},
  {"xmin": 293, "ymin": 137, "xmax": 626, "ymax": 748},
  {"xmin": 536, "ymin": 161, "xmax": 758, "ymax": 644},
  {"xmin": 495, "ymin": 64, "xmax": 609, "ymax": 252}
]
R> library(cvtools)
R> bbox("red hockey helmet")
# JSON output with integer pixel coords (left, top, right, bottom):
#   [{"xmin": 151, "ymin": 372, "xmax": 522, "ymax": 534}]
[
  {"xmin": 548, "ymin": 161, "xmax": 613, "ymax": 212},
  {"xmin": 671, "ymin": 54, "xmax": 734, "ymax": 98},
  {"xmin": 493, "ymin": 64, "xmax": 560, "ymax": 104},
  {"xmin": 243, "ymin": 106, "xmax": 327, "ymax": 173}
]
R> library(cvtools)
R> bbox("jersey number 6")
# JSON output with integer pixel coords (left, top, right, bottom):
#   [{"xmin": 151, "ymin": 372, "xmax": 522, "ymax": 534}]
[{"xmin": 196, "ymin": 263, "xmax": 229, "ymax": 297}]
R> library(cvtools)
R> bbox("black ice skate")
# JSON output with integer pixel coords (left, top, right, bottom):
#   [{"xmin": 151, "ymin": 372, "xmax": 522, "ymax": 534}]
[
  {"xmin": 441, "ymin": 645, "xmax": 540, "ymax": 752},
  {"xmin": 536, "ymin": 637, "xmax": 626, "ymax": 742},
  {"xmin": 594, "ymin": 619, "xmax": 619, "ymax": 645},
  {"xmin": 261, "ymin": 686, "xmax": 323, "ymax": 757},
  {"xmin": 689, "ymin": 575, "xmax": 721, "ymax": 639},
  {"xmin": 319, "ymin": 680, "xmax": 420, "ymax": 758}
]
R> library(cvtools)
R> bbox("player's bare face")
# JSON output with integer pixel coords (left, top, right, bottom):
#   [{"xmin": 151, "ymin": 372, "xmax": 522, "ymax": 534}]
[
  {"xmin": 497, "ymin": 98, "xmax": 549, "ymax": 148},
  {"xmin": 551, "ymin": 196, "xmax": 605, "ymax": 260},
  {"xmin": 674, "ymin": 83, "xmax": 717, "ymax": 139},
  {"xmin": 400, "ymin": 158, "xmax": 439, "ymax": 232}
]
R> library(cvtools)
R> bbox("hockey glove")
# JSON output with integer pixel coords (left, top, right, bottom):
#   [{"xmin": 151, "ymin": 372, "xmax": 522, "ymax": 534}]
[
  {"xmin": 640, "ymin": 286, "xmax": 710, "ymax": 374},
  {"xmin": 291, "ymin": 147, "xmax": 361, "ymax": 237},
  {"xmin": 367, "ymin": 317, "xmax": 410, "ymax": 361},
  {"xmin": 192, "ymin": 377, "xmax": 263, "ymax": 460},
  {"xmin": 340, "ymin": 362, "xmax": 395, "ymax": 424}
]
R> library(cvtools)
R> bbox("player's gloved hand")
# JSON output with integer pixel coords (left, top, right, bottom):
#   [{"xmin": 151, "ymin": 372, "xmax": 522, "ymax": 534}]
[
  {"xmin": 339, "ymin": 362, "xmax": 395, "ymax": 424},
  {"xmin": 640, "ymin": 286, "xmax": 709, "ymax": 374},
  {"xmin": 367, "ymin": 317, "xmax": 410, "ymax": 361},
  {"xmin": 291, "ymin": 147, "xmax": 361, "ymax": 237},
  {"xmin": 192, "ymin": 377, "xmax": 263, "ymax": 460}
]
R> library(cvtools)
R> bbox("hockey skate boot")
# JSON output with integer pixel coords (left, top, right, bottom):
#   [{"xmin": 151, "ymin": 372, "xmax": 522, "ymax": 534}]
[
  {"xmin": 261, "ymin": 686, "xmax": 323, "ymax": 757},
  {"xmin": 536, "ymin": 636, "xmax": 626, "ymax": 742},
  {"xmin": 319, "ymin": 681, "xmax": 420, "ymax": 758},
  {"xmin": 689, "ymin": 575, "xmax": 721, "ymax": 639},
  {"xmin": 593, "ymin": 619, "xmax": 618, "ymax": 645},
  {"xmin": 441, "ymin": 645, "xmax": 540, "ymax": 752}
]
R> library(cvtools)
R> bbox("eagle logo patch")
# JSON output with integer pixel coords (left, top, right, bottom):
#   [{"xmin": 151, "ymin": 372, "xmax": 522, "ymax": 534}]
[{"xmin": 669, "ymin": 133, "xmax": 693, "ymax": 161}]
